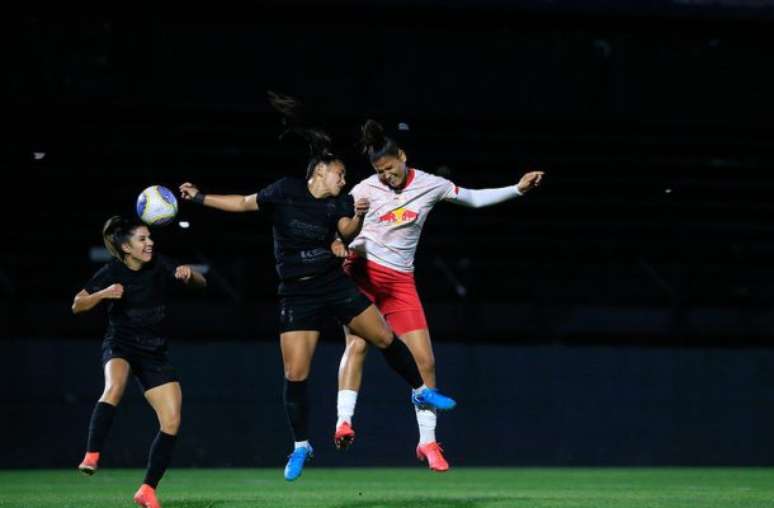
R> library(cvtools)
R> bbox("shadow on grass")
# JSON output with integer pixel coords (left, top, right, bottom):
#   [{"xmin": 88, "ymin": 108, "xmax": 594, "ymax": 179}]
[
  {"xmin": 334, "ymin": 496, "xmax": 525, "ymax": 508},
  {"xmin": 166, "ymin": 501, "xmax": 223, "ymax": 508}
]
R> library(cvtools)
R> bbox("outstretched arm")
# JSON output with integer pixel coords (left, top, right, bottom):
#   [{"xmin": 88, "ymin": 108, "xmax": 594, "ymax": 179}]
[
  {"xmin": 179, "ymin": 182, "xmax": 258, "ymax": 212},
  {"xmin": 445, "ymin": 171, "xmax": 544, "ymax": 208}
]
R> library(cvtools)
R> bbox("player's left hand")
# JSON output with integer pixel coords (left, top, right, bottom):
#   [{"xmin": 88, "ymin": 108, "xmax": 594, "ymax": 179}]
[
  {"xmin": 517, "ymin": 171, "xmax": 544, "ymax": 194},
  {"xmin": 354, "ymin": 198, "xmax": 370, "ymax": 218},
  {"xmin": 175, "ymin": 265, "xmax": 193, "ymax": 282}
]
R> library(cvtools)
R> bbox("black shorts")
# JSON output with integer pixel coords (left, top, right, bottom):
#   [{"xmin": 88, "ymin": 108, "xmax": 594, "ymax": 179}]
[
  {"xmin": 101, "ymin": 342, "xmax": 179, "ymax": 392},
  {"xmin": 278, "ymin": 269, "xmax": 372, "ymax": 333}
]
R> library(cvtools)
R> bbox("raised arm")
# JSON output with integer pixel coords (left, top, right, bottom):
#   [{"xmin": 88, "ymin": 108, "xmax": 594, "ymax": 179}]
[
  {"xmin": 445, "ymin": 171, "xmax": 544, "ymax": 208},
  {"xmin": 179, "ymin": 182, "xmax": 258, "ymax": 212},
  {"xmin": 71, "ymin": 284, "xmax": 124, "ymax": 314},
  {"xmin": 337, "ymin": 197, "xmax": 369, "ymax": 243}
]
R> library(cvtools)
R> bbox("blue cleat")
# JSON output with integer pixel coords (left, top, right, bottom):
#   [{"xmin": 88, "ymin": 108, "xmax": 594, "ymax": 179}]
[
  {"xmin": 284, "ymin": 445, "xmax": 313, "ymax": 481},
  {"xmin": 412, "ymin": 387, "xmax": 457, "ymax": 411}
]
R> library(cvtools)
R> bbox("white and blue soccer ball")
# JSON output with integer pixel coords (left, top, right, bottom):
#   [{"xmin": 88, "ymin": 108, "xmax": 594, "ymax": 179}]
[{"xmin": 136, "ymin": 185, "xmax": 178, "ymax": 226}]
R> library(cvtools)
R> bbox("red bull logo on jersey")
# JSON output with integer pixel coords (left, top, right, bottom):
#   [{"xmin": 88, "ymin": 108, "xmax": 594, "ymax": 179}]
[{"xmin": 378, "ymin": 207, "xmax": 419, "ymax": 225}]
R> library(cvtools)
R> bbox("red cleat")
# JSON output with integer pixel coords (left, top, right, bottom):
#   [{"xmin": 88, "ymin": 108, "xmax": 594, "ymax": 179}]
[
  {"xmin": 416, "ymin": 442, "xmax": 450, "ymax": 472},
  {"xmin": 133, "ymin": 483, "xmax": 161, "ymax": 508},
  {"xmin": 334, "ymin": 421, "xmax": 356, "ymax": 451},
  {"xmin": 77, "ymin": 452, "xmax": 100, "ymax": 476}
]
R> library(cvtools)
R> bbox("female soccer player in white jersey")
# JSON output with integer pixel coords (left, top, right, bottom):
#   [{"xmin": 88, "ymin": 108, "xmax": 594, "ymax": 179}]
[{"xmin": 333, "ymin": 119, "xmax": 543, "ymax": 471}]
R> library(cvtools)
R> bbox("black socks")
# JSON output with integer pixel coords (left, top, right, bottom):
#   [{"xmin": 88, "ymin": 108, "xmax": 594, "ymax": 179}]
[
  {"xmin": 284, "ymin": 379, "xmax": 310, "ymax": 442},
  {"xmin": 143, "ymin": 431, "xmax": 177, "ymax": 488},
  {"xmin": 86, "ymin": 401, "xmax": 116, "ymax": 453},
  {"xmin": 380, "ymin": 336, "xmax": 423, "ymax": 389}
]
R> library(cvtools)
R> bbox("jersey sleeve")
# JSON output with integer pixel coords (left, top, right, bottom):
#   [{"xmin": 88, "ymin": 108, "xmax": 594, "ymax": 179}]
[
  {"xmin": 431, "ymin": 174, "xmax": 459, "ymax": 203},
  {"xmin": 336, "ymin": 194, "xmax": 355, "ymax": 221},
  {"xmin": 256, "ymin": 178, "xmax": 287, "ymax": 210},
  {"xmin": 350, "ymin": 180, "xmax": 369, "ymax": 202},
  {"xmin": 444, "ymin": 185, "xmax": 521, "ymax": 208},
  {"xmin": 83, "ymin": 264, "xmax": 113, "ymax": 294}
]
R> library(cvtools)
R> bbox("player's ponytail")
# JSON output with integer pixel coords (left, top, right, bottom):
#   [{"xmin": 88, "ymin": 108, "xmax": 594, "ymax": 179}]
[
  {"xmin": 102, "ymin": 216, "xmax": 142, "ymax": 261},
  {"xmin": 268, "ymin": 91, "xmax": 341, "ymax": 179},
  {"xmin": 361, "ymin": 119, "xmax": 401, "ymax": 163}
]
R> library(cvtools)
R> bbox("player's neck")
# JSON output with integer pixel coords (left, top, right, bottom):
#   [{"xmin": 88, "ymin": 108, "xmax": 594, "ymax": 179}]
[
  {"xmin": 393, "ymin": 167, "xmax": 413, "ymax": 191},
  {"xmin": 123, "ymin": 257, "xmax": 144, "ymax": 271}
]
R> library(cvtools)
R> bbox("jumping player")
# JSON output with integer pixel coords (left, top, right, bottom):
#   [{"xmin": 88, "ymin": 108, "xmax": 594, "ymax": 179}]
[
  {"xmin": 73, "ymin": 216, "xmax": 207, "ymax": 508},
  {"xmin": 333, "ymin": 119, "xmax": 544, "ymax": 471},
  {"xmin": 178, "ymin": 96, "xmax": 455, "ymax": 481}
]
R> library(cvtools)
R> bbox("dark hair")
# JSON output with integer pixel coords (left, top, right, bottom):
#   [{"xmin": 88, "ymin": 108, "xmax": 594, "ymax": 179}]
[
  {"xmin": 361, "ymin": 119, "xmax": 401, "ymax": 163},
  {"xmin": 102, "ymin": 216, "xmax": 144, "ymax": 262},
  {"xmin": 267, "ymin": 91, "xmax": 343, "ymax": 179}
]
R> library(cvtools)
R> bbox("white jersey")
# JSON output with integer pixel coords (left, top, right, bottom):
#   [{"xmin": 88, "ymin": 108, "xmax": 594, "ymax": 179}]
[{"xmin": 348, "ymin": 168, "xmax": 458, "ymax": 273}]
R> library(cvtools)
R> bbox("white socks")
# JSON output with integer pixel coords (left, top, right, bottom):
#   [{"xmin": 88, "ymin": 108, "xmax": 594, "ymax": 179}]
[
  {"xmin": 336, "ymin": 389, "xmax": 358, "ymax": 427},
  {"xmin": 294, "ymin": 440, "xmax": 310, "ymax": 450},
  {"xmin": 412, "ymin": 384, "xmax": 429, "ymax": 396},
  {"xmin": 337, "ymin": 387, "xmax": 438, "ymax": 445},
  {"xmin": 415, "ymin": 405, "xmax": 437, "ymax": 445}
]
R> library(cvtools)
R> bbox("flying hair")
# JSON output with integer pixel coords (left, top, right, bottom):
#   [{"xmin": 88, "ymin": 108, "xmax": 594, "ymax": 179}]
[
  {"xmin": 268, "ymin": 90, "xmax": 341, "ymax": 178},
  {"xmin": 361, "ymin": 119, "xmax": 401, "ymax": 162}
]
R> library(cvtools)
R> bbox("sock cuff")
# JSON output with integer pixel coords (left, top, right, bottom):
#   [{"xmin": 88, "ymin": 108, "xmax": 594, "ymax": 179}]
[
  {"xmin": 158, "ymin": 431, "xmax": 178, "ymax": 442},
  {"xmin": 96, "ymin": 401, "xmax": 117, "ymax": 412},
  {"xmin": 412, "ymin": 384, "xmax": 429, "ymax": 395},
  {"xmin": 285, "ymin": 378, "xmax": 309, "ymax": 394},
  {"xmin": 294, "ymin": 440, "xmax": 311, "ymax": 449}
]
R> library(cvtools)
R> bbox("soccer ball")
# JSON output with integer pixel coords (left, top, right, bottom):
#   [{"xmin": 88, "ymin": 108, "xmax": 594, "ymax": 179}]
[{"xmin": 136, "ymin": 185, "xmax": 178, "ymax": 226}]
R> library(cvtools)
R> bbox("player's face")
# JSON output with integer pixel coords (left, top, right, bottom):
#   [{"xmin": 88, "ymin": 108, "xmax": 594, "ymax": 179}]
[
  {"xmin": 323, "ymin": 161, "xmax": 347, "ymax": 196},
  {"xmin": 123, "ymin": 226, "xmax": 154, "ymax": 264},
  {"xmin": 372, "ymin": 153, "xmax": 407, "ymax": 189}
]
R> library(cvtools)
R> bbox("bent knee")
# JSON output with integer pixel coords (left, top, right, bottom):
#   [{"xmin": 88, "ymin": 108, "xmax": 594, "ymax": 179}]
[
  {"xmin": 284, "ymin": 369, "xmax": 310, "ymax": 382},
  {"xmin": 373, "ymin": 329, "xmax": 395, "ymax": 349},
  {"xmin": 346, "ymin": 337, "xmax": 369, "ymax": 357},
  {"xmin": 100, "ymin": 383, "xmax": 126, "ymax": 404},
  {"xmin": 160, "ymin": 411, "xmax": 182, "ymax": 434}
]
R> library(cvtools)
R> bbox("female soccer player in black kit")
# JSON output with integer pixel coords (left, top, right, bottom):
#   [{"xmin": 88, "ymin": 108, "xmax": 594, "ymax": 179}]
[
  {"xmin": 73, "ymin": 216, "xmax": 206, "ymax": 508},
  {"xmin": 178, "ymin": 104, "xmax": 455, "ymax": 481}
]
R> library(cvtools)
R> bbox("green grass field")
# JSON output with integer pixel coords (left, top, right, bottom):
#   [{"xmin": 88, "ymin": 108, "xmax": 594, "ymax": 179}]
[{"xmin": 2, "ymin": 468, "xmax": 774, "ymax": 508}]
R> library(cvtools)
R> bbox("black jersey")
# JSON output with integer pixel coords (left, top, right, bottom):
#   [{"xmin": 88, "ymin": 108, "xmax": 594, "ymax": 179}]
[
  {"xmin": 83, "ymin": 255, "xmax": 180, "ymax": 352},
  {"xmin": 256, "ymin": 177, "xmax": 354, "ymax": 283}
]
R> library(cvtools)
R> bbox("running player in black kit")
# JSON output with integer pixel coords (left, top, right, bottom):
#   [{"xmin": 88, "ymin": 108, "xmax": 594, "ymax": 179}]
[
  {"xmin": 73, "ymin": 216, "xmax": 206, "ymax": 508},
  {"xmin": 178, "ymin": 95, "xmax": 455, "ymax": 481}
]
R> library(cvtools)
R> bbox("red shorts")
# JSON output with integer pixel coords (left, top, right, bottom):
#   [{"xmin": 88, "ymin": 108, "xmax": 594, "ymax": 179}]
[{"xmin": 343, "ymin": 254, "xmax": 428, "ymax": 335}]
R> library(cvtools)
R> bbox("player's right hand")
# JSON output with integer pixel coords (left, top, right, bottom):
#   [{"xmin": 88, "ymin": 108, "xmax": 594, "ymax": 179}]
[
  {"xmin": 331, "ymin": 239, "xmax": 349, "ymax": 258},
  {"xmin": 354, "ymin": 198, "xmax": 370, "ymax": 217},
  {"xmin": 516, "ymin": 171, "xmax": 544, "ymax": 194},
  {"xmin": 179, "ymin": 182, "xmax": 200, "ymax": 200},
  {"xmin": 175, "ymin": 265, "xmax": 193, "ymax": 283},
  {"xmin": 101, "ymin": 283, "xmax": 124, "ymax": 300}
]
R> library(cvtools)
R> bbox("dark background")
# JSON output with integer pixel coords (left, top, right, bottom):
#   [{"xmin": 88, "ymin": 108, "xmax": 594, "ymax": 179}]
[{"xmin": 3, "ymin": 1, "xmax": 774, "ymax": 468}]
